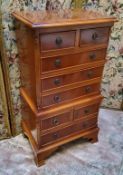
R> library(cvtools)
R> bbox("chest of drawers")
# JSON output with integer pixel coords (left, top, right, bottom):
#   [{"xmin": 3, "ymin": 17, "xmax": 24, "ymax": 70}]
[{"xmin": 13, "ymin": 9, "xmax": 115, "ymax": 166}]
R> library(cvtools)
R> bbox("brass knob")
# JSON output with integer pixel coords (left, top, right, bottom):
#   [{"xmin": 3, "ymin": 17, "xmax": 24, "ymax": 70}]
[
  {"xmin": 87, "ymin": 71, "xmax": 93, "ymax": 78},
  {"xmin": 54, "ymin": 59, "xmax": 61, "ymax": 67},
  {"xmin": 84, "ymin": 109, "xmax": 90, "ymax": 114},
  {"xmin": 92, "ymin": 32, "xmax": 98, "ymax": 40},
  {"xmin": 55, "ymin": 37, "xmax": 63, "ymax": 46},
  {"xmin": 54, "ymin": 95, "xmax": 61, "ymax": 103},
  {"xmin": 53, "ymin": 133, "xmax": 58, "ymax": 139},
  {"xmin": 52, "ymin": 118, "xmax": 59, "ymax": 125},
  {"xmin": 89, "ymin": 53, "xmax": 96, "ymax": 60},
  {"xmin": 54, "ymin": 78, "xmax": 60, "ymax": 86},
  {"xmin": 85, "ymin": 86, "xmax": 92, "ymax": 93}
]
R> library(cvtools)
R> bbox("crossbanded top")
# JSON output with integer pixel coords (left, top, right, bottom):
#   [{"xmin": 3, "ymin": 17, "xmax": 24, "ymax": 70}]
[{"xmin": 12, "ymin": 9, "xmax": 116, "ymax": 28}]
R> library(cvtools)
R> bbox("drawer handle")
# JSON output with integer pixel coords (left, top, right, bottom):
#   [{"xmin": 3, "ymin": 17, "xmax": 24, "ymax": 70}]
[
  {"xmin": 53, "ymin": 133, "xmax": 59, "ymax": 139},
  {"xmin": 52, "ymin": 118, "xmax": 59, "ymax": 125},
  {"xmin": 54, "ymin": 95, "xmax": 61, "ymax": 103},
  {"xmin": 92, "ymin": 32, "xmax": 98, "ymax": 40},
  {"xmin": 85, "ymin": 86, "xmax": 92, "ymax": 93},
  {"xmin": 84, "ymin": 109, "xmax": 90, "ymax": 114},
  {"xmin": 54, "ymin": 59, "xmax": 61, "ymax": 67},
  {"xmin": 54, "ymin": 78, "xmax": 61, "ymax": 86},
  {"xmin": 87, "ymin": 71, "xmax": 93, "ymax": 78},
  {"xmin": 55, "ymin": 37, "xmax": 63, "ymax": 46},
  {"xmin": 89, "ymin": 53, "xmax": 96, "ymax": 60}
]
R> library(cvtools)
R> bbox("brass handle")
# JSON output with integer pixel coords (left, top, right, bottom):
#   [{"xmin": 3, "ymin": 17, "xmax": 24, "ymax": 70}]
[
  {"xmin": 52, "ymin": 118, "xmax": 59, "ymax": 125},
  {"xmin": 85, "ymin": 86, "xmax": 92, "ymax": 93},
  {"xmin": 55, "ymin": 37, "xmax": 63, "ymax": 46},
  {"xmin": 54, "ymin": 78, "xmax": 60, "ymax": 86},
  {"xmin": 53, "ymin": 133, "xmax": 59, "ymax": 139},
  {"xmin": 87, "ymin": 71, "xmax": 93, "ymax": 78},
  {"xmin": 84, "ymin": 109, "xmax": 90, "ymax": 114},
  {"xmin": 54, "ymin": 59, "xmax": 61, "ymax": 67},
  {"xmin": 89, "ymin": 53, "xmax": 96, "ymax": 60},
  {"xmin": 92, "ymin": 32, "xmax": 98, "ymax": 40},
  {"xmin": 54, "ymin": 95, "xmax": 61, "ymax": 103}
]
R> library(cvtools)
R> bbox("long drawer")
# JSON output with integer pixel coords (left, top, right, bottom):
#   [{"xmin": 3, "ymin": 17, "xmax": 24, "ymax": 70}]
[
  {"xmin": 42, "ymin": 49, "xmax": 106, "ymax": 73},
  {"xmin": 40, "ymin": 116, "xmax": 97, "ymax": 146},
  {"xmin": 42, "ymin": 82, "xmax": 100, "ymax": 108},
  {"xmin": 42, "ymin": 66, "xmax": 104, "ymax": 91}
]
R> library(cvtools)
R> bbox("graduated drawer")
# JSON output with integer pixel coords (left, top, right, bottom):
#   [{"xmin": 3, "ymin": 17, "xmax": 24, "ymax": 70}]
[
  {"xmin": 42, "ymin": 82, "xmax": 100, "ymax": 108},
  {"xmin": 74, "ymin": 101, "xmax": 101, "ymax": 120},
  {"xmin": 41, "ymin": 110, "xmax": 73, "ymax": 131},
  {"xmin": 42, "ymin": 66, "xmax": 104, "ymax": 91},
  {"xmin": 40, "ymin": 31, "xmax": 76, "ymax": 51},
  {"xmin": 40, "ymin": 116, "xmax": 97, "ymax": 146},
  {"xmin": 80, "ymin": 27, "xmax": 110, "ymax": 47},
  {"xmin": 42, "ymin": 49, "xmax": 106, "ymax": 73}
]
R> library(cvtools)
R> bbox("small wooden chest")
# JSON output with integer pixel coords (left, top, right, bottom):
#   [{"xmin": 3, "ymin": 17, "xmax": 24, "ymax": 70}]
[{"xmin": 13, "ymin": 9, "xmax": 116, "ymax": 166}]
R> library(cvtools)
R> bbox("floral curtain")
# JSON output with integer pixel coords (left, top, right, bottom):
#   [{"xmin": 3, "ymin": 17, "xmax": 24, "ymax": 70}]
[{"xmin": 98, "ymin": 0, "xmax": 123, "ymax": 109}]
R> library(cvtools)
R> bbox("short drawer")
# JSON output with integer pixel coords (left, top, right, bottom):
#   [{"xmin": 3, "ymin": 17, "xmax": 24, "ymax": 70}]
[
  {"xmin": 41, "ymin": 116, "xmax": 97, "ymax": 146},
  {"xmin": 74, "ymin": 101, "xmax": 101, "ymax": 120},
  {"xmin": 42, "ymin": 49, "xmax": 106, "ymax": 73},
  {"xmin": 40, "ymin": 31, "xmax": 76, "ymax": 51},
  {"xmin": 42, "ymin": 66, "xmax": 104, "ymax": 91},
  {"xmin": 80, "ymin": 27, "xmax": 110, "ymax": 47},
  {"xmin": 41, "ymin": 110, "xmax": 73, "ymax": 130},
  {"xmin": 42, "ymin": 83, "xmax": 100, "ymax": 108}
]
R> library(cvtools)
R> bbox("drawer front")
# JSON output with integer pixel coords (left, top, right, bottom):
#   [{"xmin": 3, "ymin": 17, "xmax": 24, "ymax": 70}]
[
  {"xmin": 80, "ymin": 27, "xmax": 110, "ymax": 46},
  {"xmin": 42, "ymin": 49, "xmax": 106, "ymax": 72},
  {"xmin": 41, "ymin": 116, "xmax": 97, "ymax": 146},
  {"xmin": 74, "ymin": 102, "xmax": 101, "ymax": 120},
  {"xmin": 41, "ymin": 110, "xmax": 73, "ymax": 130},
  {"xmin": 42, "ymin": 66, "xmax": 104, "ymax": 91},
  {"xmin": 40, "ymin": 31, "xmax": 76, "ymax": 51},
  {"xmin": 42, "ymin": 83, "xmax": 100, "ymax": 107}
]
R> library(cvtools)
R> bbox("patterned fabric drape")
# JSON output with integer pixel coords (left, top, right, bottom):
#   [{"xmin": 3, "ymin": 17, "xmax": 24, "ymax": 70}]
[{"xmin": 96, "ymin": 0, "xmax": 123, "ymax": 109}]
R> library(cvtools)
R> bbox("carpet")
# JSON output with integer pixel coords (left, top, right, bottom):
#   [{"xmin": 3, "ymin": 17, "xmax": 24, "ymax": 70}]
[{"xmin": 0, "ymin": 109, "xmax": 123, "ymax": 175}]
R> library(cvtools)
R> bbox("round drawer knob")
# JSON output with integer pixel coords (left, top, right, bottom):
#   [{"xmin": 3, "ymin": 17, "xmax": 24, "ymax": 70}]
[
  {"xmin": 89, "ymin": 53, "xmax": 96, "ymax": 60},
  {"xmin": 84, "ymin": 109, "xmax": 90, "ymax": 114},
  {"xmin": 55, "ymin": 37, "xmax": 63, "ymax": 46},
  {"xmin": 54, "ymin": 95, "xmax": 61, "ymax": 103},
  {"xmin": 54, "ymin": 78, "xmax": 60, "ymax": 86},
  {"xmin": 54, "ymin": 59, "xmax": 61, "ymax": 67},
  {"xmin": 85, "ymin": 86, "xmax": 92, "ymax": 93},
  {"xmin": 53, "ymin": 133, "xmax": 59, "ymax": 139},
  {"xmin": 87, "ymin": 71, "xmax": 93, "ymax": 78},
  {"xmin": 52, "ymin": 118, "xmax": 59, "ymax": 125},
  {"xmin": 92, "ymin": 32, "xmax": 98, "ymax": 40}
]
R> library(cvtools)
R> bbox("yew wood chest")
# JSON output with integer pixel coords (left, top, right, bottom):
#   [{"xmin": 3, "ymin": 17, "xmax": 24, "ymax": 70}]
[{"xmin": 13, "ymin": 9, "xmax": 116, "ymax": 166}]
